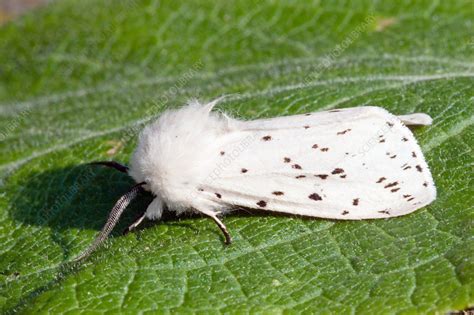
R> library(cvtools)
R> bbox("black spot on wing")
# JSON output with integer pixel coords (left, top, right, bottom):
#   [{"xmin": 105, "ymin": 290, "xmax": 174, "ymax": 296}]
[
  {"xmin": 315, "ymin": 174, "xmax": 328, "ymax": 179},
  {"xmin": 272, "ymin": 191, "xmax": 284, "ymax": 196},
  {"xmin": 262, "ymin": 135, "xmax": 272, "ymax": 141},
  {"xmin": 220, "ymin": 151, "xmax": 225, "ymax": 156},
  {"xmin": 241, "ymin": 168, "xmax": 248, "ymax": 173},
  {"xmin": 423, "ymin": 182, "xmax": 428, "ymax": 187},
  {"xmin": 284, "ymin": 157, "xmax": 291, "ymax": 163},
  {"xmin": 341, "ymin": 210, "xmax": 349, "ymax": 215},
  {"xmin": 257, "ymin": 200, "xmax": 267, "ymax": 207},
  {"xmin": 308, "ymin": 193, "xmax": 322, "ymax": 201},
  {"xmin": 412, "ymin": 152, "xmax": 417, "ymax": 158},
  {"xmin": 295, "ymin": 175, "xmax": 306, "ymax": 179},
  {"xmin": 416, "ymin": 165, "xmax": 423, "ymax": 172},
  {"xmin": 387, "ymin": 121, "xmax": 394, "ymax": 127},
  {"xmin": 391, "ymin": 188, "xmax": 400, "ymax": 192},
  {"xmin": 337, "ymin": 129, "xmax": 351, "ymax": 135},
  {"xmin": 312, "ymin": 144, "xmax": 319, "ymax": 149},
  {"xmin": 384, "ymin": 181, "xmax": 398, "ymax": 188},
  {"xmin": 215, "ymin": 193, "xmax": 222, "ymax": 199},
  {"xmin": 304, "ymin": 125, "xmax": 310, "ymax": 129},
  {"xmin": 379, "ymin": 210, "xmax": 390, "ymax": 215},
  {"xmin": 320, "ymin": 147, "xmax": 329, "ymax": 152},
  {"xmin": 376, "ymin": 177, "xmax": 386, "ymax": 183},
  {"xmin": 292, "ymin": 164, "xmax": 302, "ymax": 170},
  {"xmin": 331, "ymin": 168, "xmax": 344, "ymax": 174},
  {"xmin": 353, "ymin": 198, "xmax": 359, "ymax": 206},
  {"xmin": 402, "ymin": 137, "xmax": 408, "ymax": 142}
]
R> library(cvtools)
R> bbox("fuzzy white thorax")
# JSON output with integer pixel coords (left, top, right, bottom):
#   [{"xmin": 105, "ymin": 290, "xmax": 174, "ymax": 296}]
[{"xmin": 128, "ymin": 100, "xmax": 236, "ymax": 219}]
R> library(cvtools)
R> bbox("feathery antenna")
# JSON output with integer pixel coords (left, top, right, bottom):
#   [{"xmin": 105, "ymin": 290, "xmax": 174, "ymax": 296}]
[
  {"xmin": 73, "ymin": 182, "xmax": 145, "ymax": 262},
  {"xmin": 89, "ymin": 161, "xmax": 129, "ymax": 173}
]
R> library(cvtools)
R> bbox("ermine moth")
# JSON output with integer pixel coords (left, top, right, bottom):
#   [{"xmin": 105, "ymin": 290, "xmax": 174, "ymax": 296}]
[{"xmin": 75, "ymin": 98, "xmax": 436, "ymax": 261}]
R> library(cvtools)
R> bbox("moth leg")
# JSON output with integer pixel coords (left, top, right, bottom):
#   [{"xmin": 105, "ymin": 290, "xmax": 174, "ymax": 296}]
[
  {"xmin": 210, "ymin": 215, "xmax": 232, "ymax": 245},
  {"xmin": 123, "ymin": 212, "xmax": 147, "ymax": 235},
  {"xmin": 197, "ymin": 209, "xmax": 232, "ymax": 245},
  {"xmin": 397, "ymin": 113, "xmax": 433, "ymax": 126}
]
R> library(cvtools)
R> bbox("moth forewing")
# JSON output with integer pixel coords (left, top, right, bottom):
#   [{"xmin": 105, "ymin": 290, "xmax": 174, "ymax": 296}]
[{"xmin": 199, "ymin": 106, "xmax": 436, "ymax": 220}]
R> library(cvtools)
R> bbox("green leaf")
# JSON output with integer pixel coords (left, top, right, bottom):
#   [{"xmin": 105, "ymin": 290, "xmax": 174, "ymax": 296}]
[{"xmin": 0, "ymin": 0, "xmax": 472, "ymax": 313}]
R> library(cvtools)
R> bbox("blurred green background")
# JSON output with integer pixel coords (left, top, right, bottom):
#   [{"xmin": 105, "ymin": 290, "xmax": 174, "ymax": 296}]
[{"xmin": 0, "ymin": 0, "xmax": 472, "ymax": 313}]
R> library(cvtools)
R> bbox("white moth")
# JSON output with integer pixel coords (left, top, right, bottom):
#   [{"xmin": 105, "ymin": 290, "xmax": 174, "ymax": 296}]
[{"xmin": 75, "ymin": 98, "xmax": 436, "ymax": 261}]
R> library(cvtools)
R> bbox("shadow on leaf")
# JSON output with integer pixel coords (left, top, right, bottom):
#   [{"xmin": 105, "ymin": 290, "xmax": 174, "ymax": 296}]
[{"xmin": 10, "ymin": 164, "xmax": 155, "ymax": 233}]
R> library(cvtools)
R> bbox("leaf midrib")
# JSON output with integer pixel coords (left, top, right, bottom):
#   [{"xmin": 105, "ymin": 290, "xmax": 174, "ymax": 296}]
[{"xmin": 1, "ymin": 53, "xmax": 472, "ymax": 114}]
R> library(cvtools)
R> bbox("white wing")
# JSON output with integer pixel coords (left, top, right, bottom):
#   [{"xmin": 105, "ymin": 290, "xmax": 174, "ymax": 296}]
[{"xmin": 200, "ymin": 106, "xmax": 436, "ymax": 219}]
